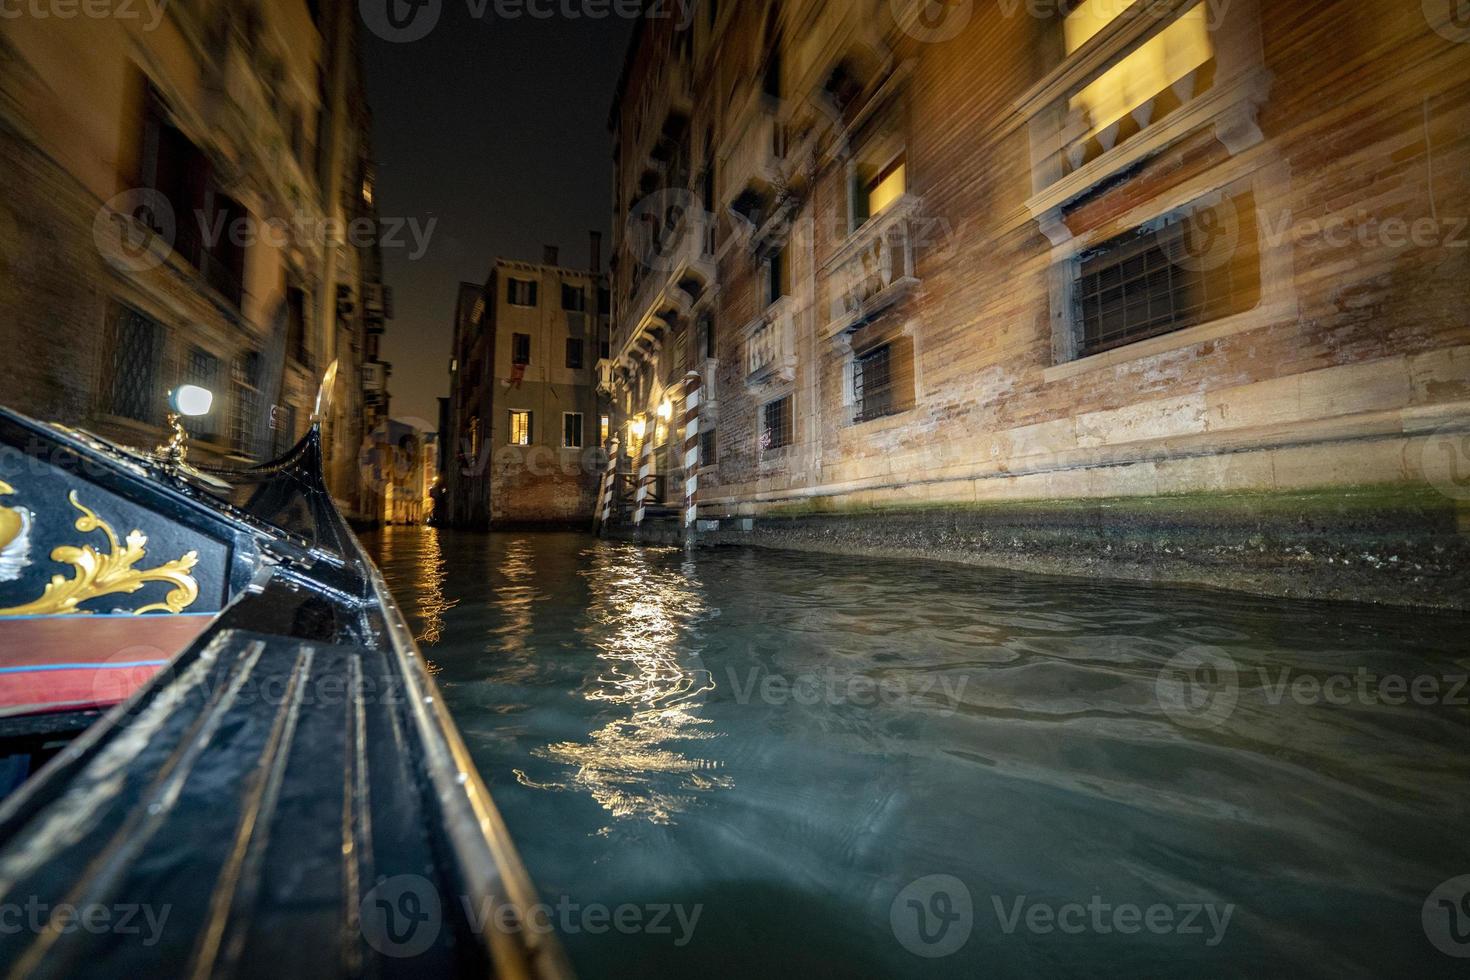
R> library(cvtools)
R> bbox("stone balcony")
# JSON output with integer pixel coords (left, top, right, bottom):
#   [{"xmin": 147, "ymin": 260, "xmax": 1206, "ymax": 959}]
[
  {"xmin": 720, "ymin": 90, "xmax": 788, "ymax": 217},
  {"xmin": 744, "ymin": 297, "xmax": 797, "ymax": 386},
  {"xmin": 823, "ymin": 195, "xmax": 923, "ymax": 338},
  {"xmin": 615, "ymin": 208, "xmax": 717, "ymax": 362},
  {"xmin": 596, "ymin": 358, "xmax": 617, "ymax": 396}
]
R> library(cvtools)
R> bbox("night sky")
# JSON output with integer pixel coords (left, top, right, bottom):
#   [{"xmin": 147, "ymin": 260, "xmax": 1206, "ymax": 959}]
[{"xmin": 361, "ymin": 8, "xmax": 635, "ymax": 427}]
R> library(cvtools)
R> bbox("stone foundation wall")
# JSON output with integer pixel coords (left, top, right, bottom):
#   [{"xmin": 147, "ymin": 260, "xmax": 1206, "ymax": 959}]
[{"xmin": 689, "ymin": 486, "xmax": 1470, "ymax": 611}]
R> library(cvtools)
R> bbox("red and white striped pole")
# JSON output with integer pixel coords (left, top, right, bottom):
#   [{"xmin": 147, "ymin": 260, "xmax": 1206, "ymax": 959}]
[
  {"xmin": 597, "ymin": 435, "xmax": 619, "ymax": 530},
  {"xmin": 682, "ymin": 371, "xmax": 702, "ymax": 529},
  {"xmin": 633, "ymin": 420, "xmax": 655, "ymax": 526}
]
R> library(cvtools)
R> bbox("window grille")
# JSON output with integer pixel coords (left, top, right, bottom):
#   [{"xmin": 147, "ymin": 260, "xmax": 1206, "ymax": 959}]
[
  {"xmin": 761, "ymin": 396, "xmax": 793, "ymax": 450},
  {"xmin": 1075, "ymin": 195, "xmax": 1259, "ymax": 358},
  {"xmin": 101, "ymin": 303, "xmax": 164, "ymax": 424},
  {"xmin": 853, "ymin": 344, "xmax": 897, "ymax": 423},
  {"xmin": 185, "ymin": 346, "xmax": 222, "ymax": 443},
  {"xmin": 232, "ymin": 351, "xmax": 262, "ymax": 455}
]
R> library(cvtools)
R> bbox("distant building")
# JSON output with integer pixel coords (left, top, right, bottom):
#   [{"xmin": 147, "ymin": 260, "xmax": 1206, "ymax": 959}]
[
  {"xmin": 0, "ymin": 0, "xmax": 392, "ymax": 522},
  {"xmin": 444, "ymin": 248, "xmax": 610, "ymax": 528},
  {"xmin": 602, "ymin": 0, "xmax": 1470, "ymax": 605},
  {"xmin": 379, "ymin": 419, "xmax": 436, "ymax": 526}
]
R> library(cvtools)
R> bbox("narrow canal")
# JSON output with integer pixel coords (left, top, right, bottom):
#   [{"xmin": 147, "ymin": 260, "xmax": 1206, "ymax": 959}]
[{"xmin": 364, "ymin": 527, "xmax": 1470, "ymax": 979}]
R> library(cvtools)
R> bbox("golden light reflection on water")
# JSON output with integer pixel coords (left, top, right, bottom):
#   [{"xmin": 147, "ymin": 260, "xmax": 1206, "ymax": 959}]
[
  {"xmin": 515, "ymin": 545, "xmax": 729, "ymax": 825},
  {"xmin": 378, "ymin": 524, "xmax": 457, "ymax": 648}
]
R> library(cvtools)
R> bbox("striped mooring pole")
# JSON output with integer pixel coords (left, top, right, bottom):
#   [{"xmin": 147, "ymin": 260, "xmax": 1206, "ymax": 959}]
[
  {"xmin": 682, "ymin": 371, "xmax": 702, "ymax": 528},
  {"xmin": 633, "ymin": 421, "xmax": 655, "ymax": 526},
  {"xmin": 596, "ymin": 435, "xmax": 619, "ymax": 531}
]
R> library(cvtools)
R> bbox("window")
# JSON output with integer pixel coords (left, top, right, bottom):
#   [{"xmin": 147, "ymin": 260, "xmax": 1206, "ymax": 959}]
[
  {"xmin": 600, "ymin": 415, "xmax": 610, "ymax": 446},
  {"xmin": 701, "ymin": 314, "xmax": 716, "ymax": 359},
  {"xmin": 139, "ymin": 89, "xmax": 245, "ymax": 307},
  {"xmin": 231, "ymin": 351, "xmax": 262, "ymax": 454},
  {"xmin": 562, "ymin": 413, "xmax": 585, "ymax": 449},
  {"xmin": 865, "ymin": 156, "xmax": 907, "ymax": 221},
  {"xmin": 101, "ymin": 302, "xmax": 164, "ymax": 424},
  {"xmin": 1062, "ymin": 0, "xmax": 1215, "ymax": 175},
  {"xmin": 467, "ymin": 416, "xmax": 481, "ymax": 460},
  {"xmin": 185, "ymin": 346, "xmax": 222, "ymax": 443},
  {"xmin": 566, "ymin": 337, "xmax": 585, "ymax": 369},
  {"xmin": 508, "ymin": 278, "xmax": 538, "ymax": 307},
  {"xmin": 761, "ymin": 396, "xmax": 793, "ymax": 451},
  {"xmin": 509, "ymin": 410, "xmax": 532, "ymax": 447},
  {"xmin": 700, "ymin": 429, "xmax": 717, "ymax": 466},
  {"xmin": 561, "ymin": 283, "xmax": 586, "ymax": 312},
  {"xmin": 1073, "ymin": 193, "xmax": 1260, "ymax": 359},
  {"xmin": 766, "ymin": 247, "xmax": 787, "ymax": 307},
  {"xmin": 854, "ymin": 344, "xmax": 898, "ymax": 423},
  {"xmin": 512, "ymin": 333, "xmax": 531, "ymax": 366}
]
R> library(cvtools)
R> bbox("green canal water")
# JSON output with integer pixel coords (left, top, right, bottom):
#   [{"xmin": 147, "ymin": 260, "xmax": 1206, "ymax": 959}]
[{"xmin": 363, "ymin": 527, "xmax": 1470, "ymax": 979}]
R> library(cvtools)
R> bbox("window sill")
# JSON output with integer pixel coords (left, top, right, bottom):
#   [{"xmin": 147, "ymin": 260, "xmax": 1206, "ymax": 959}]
[{"xmin": 1042, "ymin": 298, "xmax": 1297, "ymax": 384}]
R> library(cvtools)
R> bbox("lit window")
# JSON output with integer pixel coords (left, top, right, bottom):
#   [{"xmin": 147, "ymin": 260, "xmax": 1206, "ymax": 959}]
[
  {"xmin": 563, "ymin": 413, "xmax": 584, "ymax": 449},
  {"xmin": 599, "ymin": 415, "xmax": 610, "ymax": 446},
  {"xmin": 1065, "ymin": 1, "xmax": 1213, "ymax": 163},
  {"xmin": 509, "ymin": 410, "xmax": 532, "ymax": 446},
  {"xmin": 866, "ymin": 157, "xmax": 907, "ymax": 218}
]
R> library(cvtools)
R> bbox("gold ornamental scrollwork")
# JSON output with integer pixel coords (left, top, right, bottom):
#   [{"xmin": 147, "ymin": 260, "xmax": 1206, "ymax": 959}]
[{"xmin": 0, "ymin": 490, "xmax": 200, "ymax": 616}]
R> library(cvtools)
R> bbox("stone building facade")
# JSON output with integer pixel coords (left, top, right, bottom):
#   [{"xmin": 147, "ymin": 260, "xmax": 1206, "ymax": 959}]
[
  {"xmin": 0, "ymin": 0, "xmax": 393, "ymax": 522},
  {"xmin": 603, "ymin": 0, "xmax": 1470, "ymax": 607},
  {"xmin": 444, "ymin": 254, "xmax": 609, "ymax": 528}
]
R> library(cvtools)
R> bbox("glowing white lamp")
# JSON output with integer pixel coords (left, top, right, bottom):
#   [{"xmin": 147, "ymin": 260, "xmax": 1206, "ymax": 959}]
[
  {"xmin": 171, "ymin": 385, "xmax": 214, "ymax": 417},
  {"xmin": 657, "ymin": 400, "xmax": 673, "ymax": 420}
]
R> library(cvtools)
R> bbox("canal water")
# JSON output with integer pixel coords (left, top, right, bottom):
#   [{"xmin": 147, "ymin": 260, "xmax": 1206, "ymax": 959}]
[{"xmin": 363, "ymin": 527, "xmax": 1470, "ymax": 979}]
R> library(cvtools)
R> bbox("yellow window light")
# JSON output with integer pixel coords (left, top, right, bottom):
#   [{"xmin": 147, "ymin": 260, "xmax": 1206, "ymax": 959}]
[{"xmin": 1066, "ymin": 1, "xmax": 1212, "ymax": 142}]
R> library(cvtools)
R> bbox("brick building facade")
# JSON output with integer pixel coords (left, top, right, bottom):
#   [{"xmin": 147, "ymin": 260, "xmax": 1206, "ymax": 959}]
[
  {"xmin": 0, "ymin": 0, "xmax": 393, "ymax": 521},
  {"xmin": 444, "ymin": 254, "xmax": 609, "ymax": 528},
  {"xmin": 602, "ymin": 0, "xmax": 1470, "ymax": 606}
]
